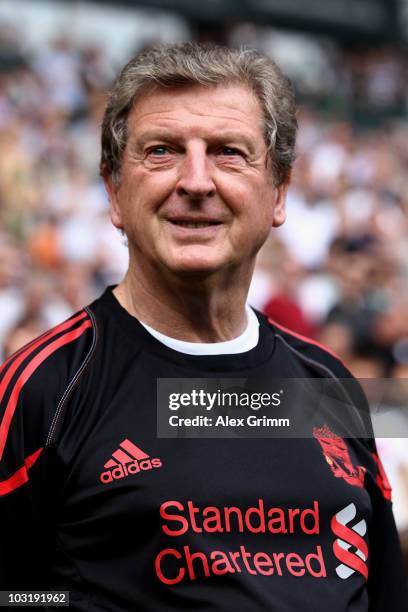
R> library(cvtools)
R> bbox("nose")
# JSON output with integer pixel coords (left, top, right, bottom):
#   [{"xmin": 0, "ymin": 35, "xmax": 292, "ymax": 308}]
[{"xmin": 176, "ymin": 143, "xmax": 216, "ymax": 199}]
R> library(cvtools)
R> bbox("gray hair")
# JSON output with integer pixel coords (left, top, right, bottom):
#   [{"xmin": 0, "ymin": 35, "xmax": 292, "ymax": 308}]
[{"xmin": 100, "ymin": 42, "xmax": 297, "ymax": 186}]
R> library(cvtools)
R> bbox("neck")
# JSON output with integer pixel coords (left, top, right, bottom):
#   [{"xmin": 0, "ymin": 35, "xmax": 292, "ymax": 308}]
[{"xmin": 113, "ymin": 262, "xmax": 253, "ymax": 343}]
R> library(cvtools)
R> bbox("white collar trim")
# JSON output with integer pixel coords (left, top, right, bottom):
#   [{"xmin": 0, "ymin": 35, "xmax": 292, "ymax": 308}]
[{"xmin": 139, "ymin": 305, "xmax": 259, "ymax": 355}]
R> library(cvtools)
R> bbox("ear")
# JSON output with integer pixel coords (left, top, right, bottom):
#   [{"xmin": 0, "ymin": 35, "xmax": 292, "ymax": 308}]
[
  {"xmin": 103, "ymin": 173, "xmax": 124, "ymax": 231},
  {"xmin": 271, "ymin": 178, "xmax": 290, "ymax": 228}
]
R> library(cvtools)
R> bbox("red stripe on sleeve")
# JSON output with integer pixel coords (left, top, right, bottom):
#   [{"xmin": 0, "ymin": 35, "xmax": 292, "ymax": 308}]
[
  {"xmin": 0, "ymin": 447, "xmax": 43, "ymax": 496},
  {"xmin": 0, "ymin": 311, "xmax": 88, "ymax": 382},
  {"xmin": 0, "ymin": 319, "xmax": 92, "ymax": 461},
  {"xmin": 372, "ymin": 452, "xmax": 392, "ymax": 500},
  {"xmin": 0, "ymin": 332, "xmax": 49, "ymax": 376}
]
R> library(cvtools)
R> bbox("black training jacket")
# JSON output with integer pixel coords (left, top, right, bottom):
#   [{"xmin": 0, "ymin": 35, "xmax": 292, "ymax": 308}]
[{"xmin": 0, "ymin": 287, "xmax": 407, "ymax": 611}]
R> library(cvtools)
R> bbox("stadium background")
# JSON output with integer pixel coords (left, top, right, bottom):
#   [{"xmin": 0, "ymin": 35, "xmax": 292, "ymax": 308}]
[{"xmin": 0, "ymin": 0, "xmax": 407, "ymax": 573}]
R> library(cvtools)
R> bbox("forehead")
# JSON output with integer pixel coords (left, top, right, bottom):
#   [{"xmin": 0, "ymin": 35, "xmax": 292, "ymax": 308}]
[{"xmin": 127, "ymin": 83, "xmax": 265, "ymax": 143}]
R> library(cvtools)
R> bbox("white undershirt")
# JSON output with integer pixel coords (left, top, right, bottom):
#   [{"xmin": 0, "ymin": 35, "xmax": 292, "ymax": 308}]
[{"xmin": 139, "ymin": 305, "xmax": 259, "ymax": 355}]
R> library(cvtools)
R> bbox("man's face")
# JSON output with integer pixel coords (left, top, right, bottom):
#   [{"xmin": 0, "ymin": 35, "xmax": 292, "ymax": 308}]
[{"xmin": 106, "ymin": 83, "xmax": 288, "ymax": 279}]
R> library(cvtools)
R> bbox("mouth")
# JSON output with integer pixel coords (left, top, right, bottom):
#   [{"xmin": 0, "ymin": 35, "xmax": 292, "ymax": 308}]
[{"xmin": 167, "ymin": 219, "xmax": 222, "ymax": 229}]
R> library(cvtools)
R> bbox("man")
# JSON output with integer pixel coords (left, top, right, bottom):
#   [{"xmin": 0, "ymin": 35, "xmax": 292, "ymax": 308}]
[{"xmin": 0, "ymin": 43, "xmax": 406, "ymax": 611}]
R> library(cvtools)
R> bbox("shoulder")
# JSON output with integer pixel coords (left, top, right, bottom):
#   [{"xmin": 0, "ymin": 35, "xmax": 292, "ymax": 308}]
[
  {"xmin": 267, "ymin": 316, "xmax": 375, "ymax": 436},
  {"xmin": 267, "ymin": 317, "xmax": 352, "ymax": 379},
  {"xmin": 0, "ymin": 309, "xmax": 96, "ymax": 487}
]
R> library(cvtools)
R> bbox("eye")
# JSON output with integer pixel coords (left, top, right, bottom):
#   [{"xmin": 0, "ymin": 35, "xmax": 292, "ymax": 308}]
[
  {"xmin": 220, "ymin": 146, "xmax": 243, "ymax": 157},
  {"xmin": 148, "ymin": 146, "xmax": 170, "ymax": 156}
]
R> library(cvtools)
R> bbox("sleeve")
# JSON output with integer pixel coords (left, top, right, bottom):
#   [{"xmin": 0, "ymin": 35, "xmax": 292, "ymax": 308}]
[
  {"xmin": 334, "ymin": 374, "xmax": 408, "ymax": 609},
  {"xmin": 329, "ymin": 369, "xmax": 408, "ymax": 609},
  {"xmin": 0, "ymin": 357, "xmax": 53, "ymax": 589},
  {"xmin": 0, "ymin": 310, "xmax": 94, "ymax": 589},
  {"xmin": 271, "ymin": 325, "xmax": 408, "ymax": 606},
  {"xmin": 0, "ymin": 456, "xmax": 51, "ymax": 589},
  {"xmin": 366, "ymin": 444, "xmax": 408, "ymax": 611}
]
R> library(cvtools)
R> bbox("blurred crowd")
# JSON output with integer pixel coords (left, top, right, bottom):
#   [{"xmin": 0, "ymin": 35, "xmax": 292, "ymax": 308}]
[
  {"xmin": 0, "ymin": 16, "xmax": 407, "ymax": 534},
  {"xmin": 251, "ymin": 111, "xmax": 408, "ymax": 381},
  {"xmin": 0, "ymin": 26, "xmax": 128, "ymax": 360}
]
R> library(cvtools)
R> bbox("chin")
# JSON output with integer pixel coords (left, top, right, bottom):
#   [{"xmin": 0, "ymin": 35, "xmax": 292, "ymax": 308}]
[
  {"xmin": 161, "ymin": 256, "xmax": 228, "ymax": 279},
  {"xmin": 161, "ymin": 248, "xmax": 230, "ymax": 278},
  {"xmin": 168, "ymin": 261, "xmax": 223, "ymax": 279}
]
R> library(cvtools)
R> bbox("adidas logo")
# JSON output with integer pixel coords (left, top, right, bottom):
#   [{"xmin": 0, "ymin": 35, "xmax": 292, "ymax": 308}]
[{"xmin": 100, "ymin": 439, "xmax": 162, "ymax": 484}]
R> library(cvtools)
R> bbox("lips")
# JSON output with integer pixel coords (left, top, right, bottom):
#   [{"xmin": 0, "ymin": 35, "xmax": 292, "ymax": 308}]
[{"xmin": 168, "ymin": 220, "xmax": 222, "ymax": 228}]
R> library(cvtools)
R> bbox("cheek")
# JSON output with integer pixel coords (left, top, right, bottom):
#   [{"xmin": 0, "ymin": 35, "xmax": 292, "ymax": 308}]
[
  {"xmin": 216, "ymin": 177, "xmax": 253, "ymax": 213},
  {"xmin": 217, "ymin": 174, "xmax": 274, "ymax": 214},
  {"xmin": 134, "ymin": 172, "xmax": 178, "ymax": 215},
  {"xmin": 113, "ymin": 186, "xmax": 142, "ymax": 233}
]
